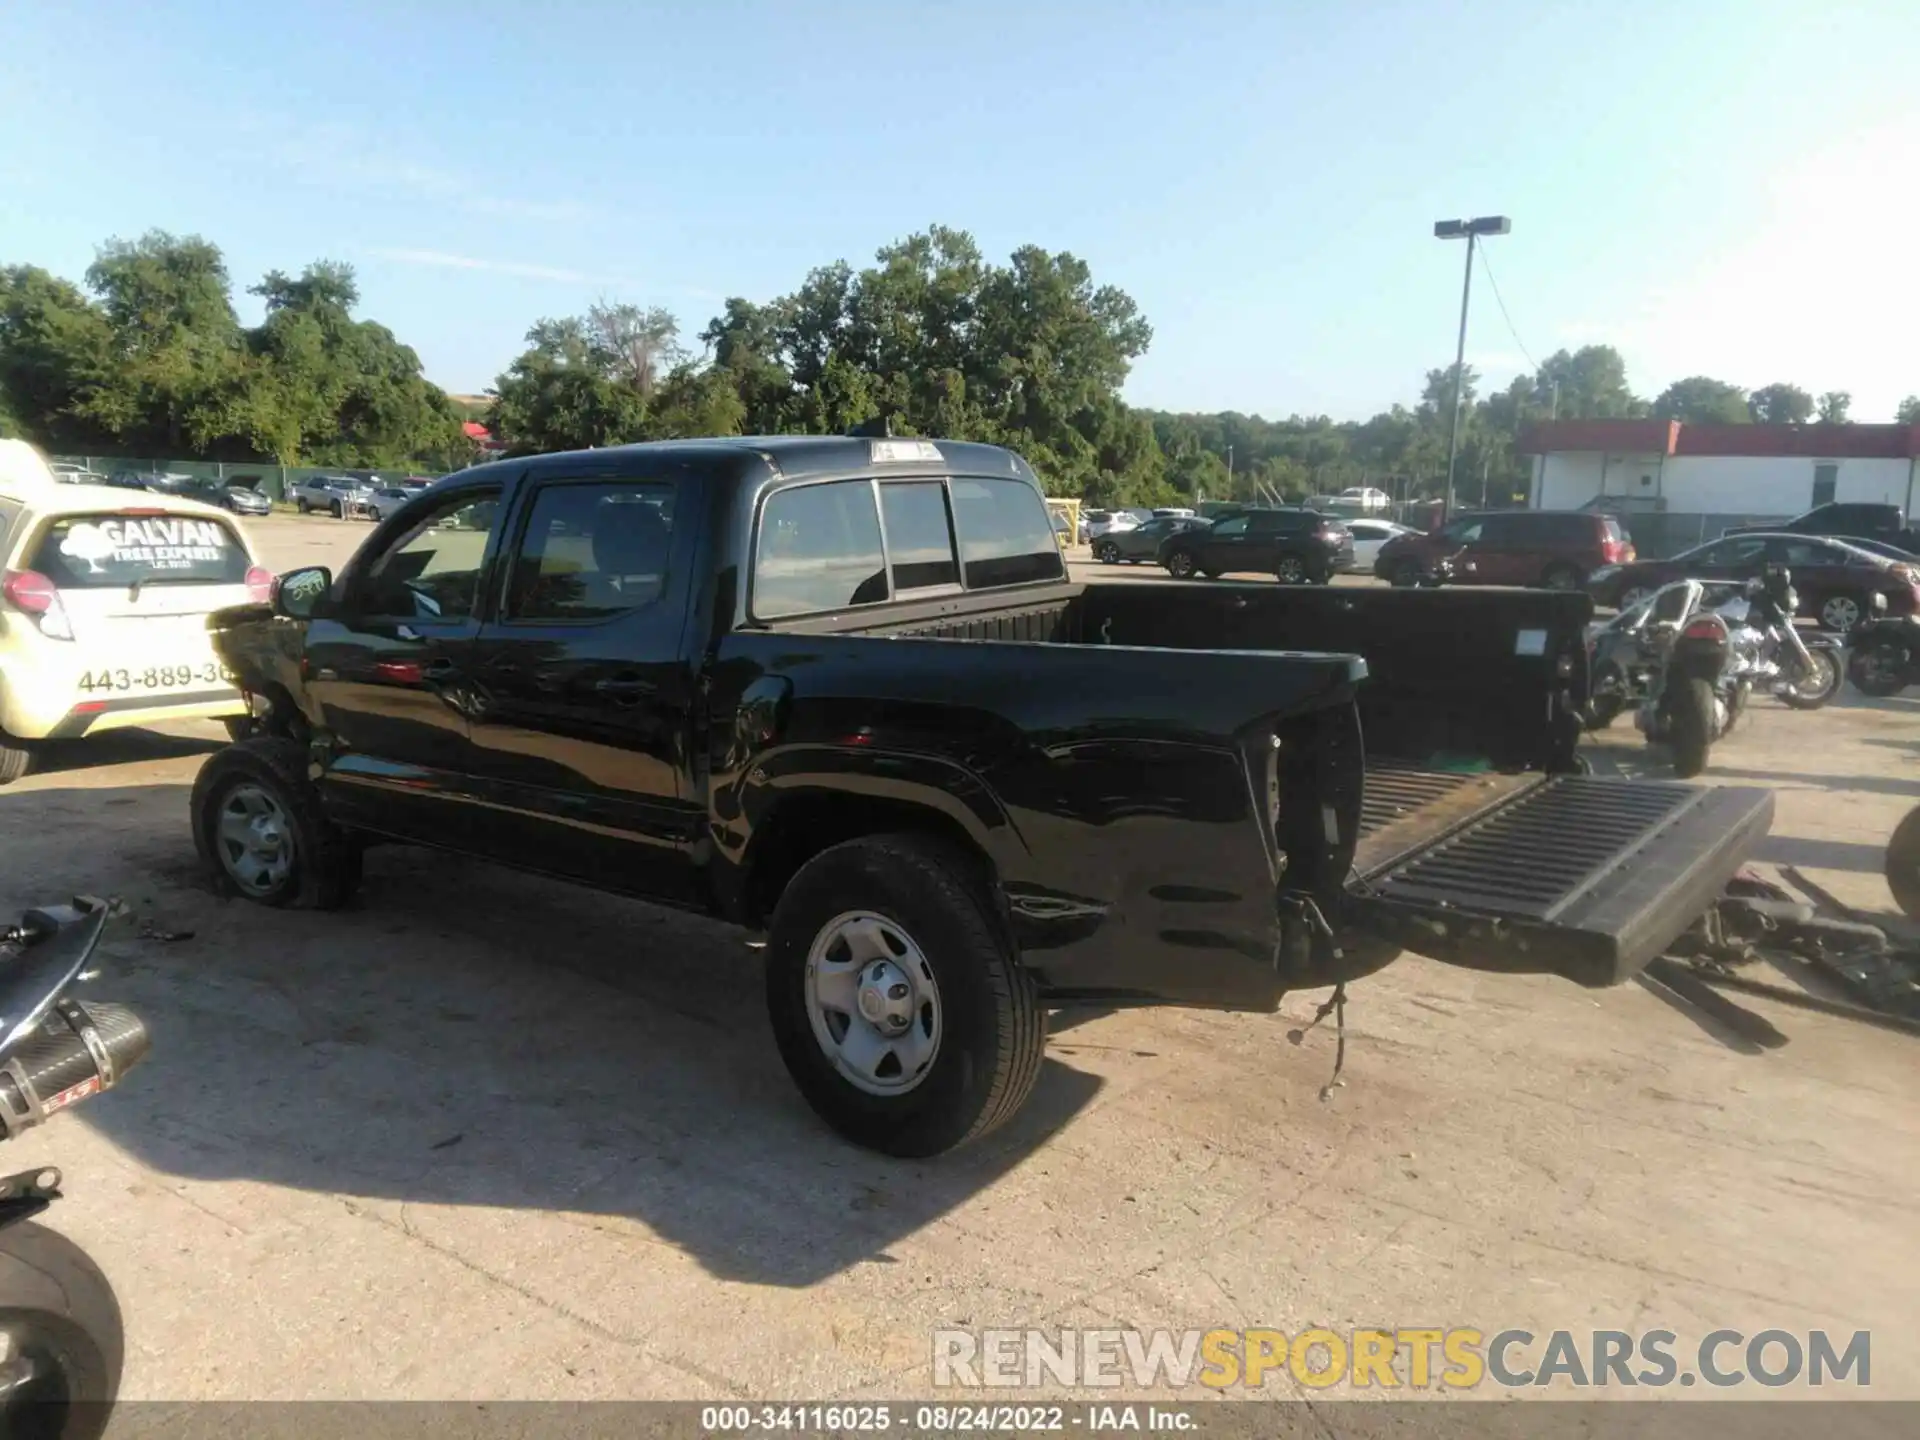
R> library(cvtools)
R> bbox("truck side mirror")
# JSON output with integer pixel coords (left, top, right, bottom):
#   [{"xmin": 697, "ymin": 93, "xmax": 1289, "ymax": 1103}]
[{"xmin": 273, "ymin": 566, "xmax": 333, "ymax": 620}]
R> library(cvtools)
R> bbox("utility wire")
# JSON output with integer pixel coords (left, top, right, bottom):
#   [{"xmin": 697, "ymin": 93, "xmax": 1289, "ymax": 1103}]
[{"xmin": 1477, "ymin": 244, "xmax": 1540, "ymax": 373}]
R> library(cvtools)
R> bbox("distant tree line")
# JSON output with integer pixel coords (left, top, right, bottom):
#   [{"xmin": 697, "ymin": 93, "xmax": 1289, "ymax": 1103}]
[{"xmin": 6, "ymin": 227, "xmax": 1917, "ymax": 506}]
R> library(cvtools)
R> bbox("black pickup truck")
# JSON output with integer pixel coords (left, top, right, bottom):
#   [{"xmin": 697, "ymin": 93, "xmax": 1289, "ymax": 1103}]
[{"xmin": 197, "ymin": 436, "xmax": 1773, "ymax": 1156}]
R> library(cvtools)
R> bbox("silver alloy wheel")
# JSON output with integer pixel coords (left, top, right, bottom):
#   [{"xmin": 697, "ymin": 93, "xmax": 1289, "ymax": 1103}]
[
  {"xmin": 1821, "ymin": 594, "xmax": 1863, "ymax": 631},
  {"xmin": 1617, "ymin": 585, "xmax": 1653, "ymax": 612},
  {"xmin": 803, "ymin": 911, "xmax": 942, "ymax": 1097},
  {"xmin": 215, "ymin": 781, "xmax": 296, "ymax": 896},
  {"xmin": 1167, "ymin": 552, "xmax": 1195, "ymax": 579},
  {"xmin": 1276, "ymin": 557, "xmax": 1307, "ymax": 583}
]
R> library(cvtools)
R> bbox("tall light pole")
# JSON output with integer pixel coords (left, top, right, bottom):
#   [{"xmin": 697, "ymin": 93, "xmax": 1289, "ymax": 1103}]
[{"xmin": 1433, "ymin": 216, "xmax": 1510, "ymax": 520}]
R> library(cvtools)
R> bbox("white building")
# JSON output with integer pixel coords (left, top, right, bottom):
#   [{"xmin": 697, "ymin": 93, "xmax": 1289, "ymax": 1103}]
[{"xmin": 1520, "ymin": 420, "xmax": 1920, "ymax": 556}]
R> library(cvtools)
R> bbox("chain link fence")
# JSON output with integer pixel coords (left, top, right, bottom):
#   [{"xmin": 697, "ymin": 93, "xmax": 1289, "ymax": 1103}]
[{"xmin": 46, "ymin": 456, "xmax": 454, "ymax": 504}]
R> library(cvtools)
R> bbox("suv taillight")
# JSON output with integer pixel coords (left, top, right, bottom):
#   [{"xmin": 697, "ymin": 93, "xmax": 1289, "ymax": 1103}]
[
  {"xmin": 2, "ymin": 569, "xmax": 75, "ymax": 641},
  {"xmin": 245, "ymin": 565, "xmax": 274, "ymax": 604}
]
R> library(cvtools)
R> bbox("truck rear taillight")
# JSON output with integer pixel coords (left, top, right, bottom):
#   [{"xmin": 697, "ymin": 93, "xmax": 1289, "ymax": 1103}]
[
  {"xmin": 1, "ymin": 569, "xmax": 74, "ymax": 641},
  {"xmin": 245, "ymin": 565, "xmax": 274, "ymax": 604}
]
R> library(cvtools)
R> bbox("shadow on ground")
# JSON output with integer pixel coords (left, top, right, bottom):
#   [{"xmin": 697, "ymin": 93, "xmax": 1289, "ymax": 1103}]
[{"xmin": 0, "ymin": 772, "xmax": 1102, "ymax": 1289}]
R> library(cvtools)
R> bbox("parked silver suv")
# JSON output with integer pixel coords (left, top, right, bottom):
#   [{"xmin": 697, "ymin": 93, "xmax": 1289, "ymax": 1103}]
[{"xmin": 290, "ymin": 475, "xmax": 374, "ymax": 517}]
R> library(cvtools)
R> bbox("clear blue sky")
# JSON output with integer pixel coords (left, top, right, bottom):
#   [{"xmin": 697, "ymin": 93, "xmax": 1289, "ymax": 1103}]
[{"xmin": 5, "ymin": 0, "xmax": 1918, "ymax": 419}]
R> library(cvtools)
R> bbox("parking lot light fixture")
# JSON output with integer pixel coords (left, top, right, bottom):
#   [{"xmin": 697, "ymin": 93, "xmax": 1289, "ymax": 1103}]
[{"xmin": 1433, "ymin": 216, "xmax": 1511, "ymax": 520}]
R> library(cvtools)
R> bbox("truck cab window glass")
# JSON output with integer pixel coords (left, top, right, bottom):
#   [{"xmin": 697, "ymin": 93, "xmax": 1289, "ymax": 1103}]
[
  {"xmin": 357, "ymin": 491, "xmax": 501, "ymax": 620},
  {"xmin": 753, "ymin": 479, "xmax": 889, "ymax": 619},
  {"xmin": 949, "ymin": 477, "xmax": 1066, "ymax": 588},
  {"xmin": 879, "ymin": 482, "xmax": 959, "ymax": 590},
  {"xmin": 508, "ymin": 482, "xmax": 675, "ymax": 621}
]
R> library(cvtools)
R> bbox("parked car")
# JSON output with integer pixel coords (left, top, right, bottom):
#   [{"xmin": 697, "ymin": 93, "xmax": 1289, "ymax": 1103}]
[
  {"xmin": 141, "ymin": 472, "xmax": 272, "ymax": 516},
  {"xmin": 200, "ymin": 434, "xmax": 1769, "ymax": 1158},
  {"xmin": 1374, "ymin": 510, "xmax": 1632, "ymax": 590},
  {"xmin": 1092, "ymin": 514, "xmax": 1203, "ymax": 563},
  {"xmin": 1723, "ymin": 502, "xmax": 1915, "ymax": 550},
  {"xmin": 1082, "ymin": 509, "xmax": 1138, "ymax": 543},
  {"xmin": 290, "ymin": 475, "xmax": 374, "ymax": 517},
  {"xmin": 1586, "ymin": 532, "xmax": 1920, "ymax": 631},
  {"xmin": 1830, "ymin": 536, "xmax": 1920, "ymax": 566},
  {"xmin": 1345, "ymin": 518, "xmax": 1415, "ymax": 573},
  {"xmin": 1336, "ymin": 486, "xmax": 1391, "ymax": 511},
  {"xmin": 48, "ymin": 462, "xmax": 105, "ymax": 485},
  {"xmin": 359, "ymin": 479, "xmax": 437, "ymax": 522},
  {"xmin": 0, "ymin": 440, "xmax": 271, "ymax": 782},
  {"xmin": 1158, "ymin": 507, "xmax": 1354, "ymax": 583}
]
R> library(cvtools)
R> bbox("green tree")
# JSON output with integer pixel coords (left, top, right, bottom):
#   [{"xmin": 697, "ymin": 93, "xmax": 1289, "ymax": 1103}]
[
  {"xmin": 1651, "ymin": 376, "xmax": 1749, "ymax": 424},
  {"xmin": 1816, "ymin": 390, "xmax": 1852, "ymax": 423},
  {"xmin": 1897, "ymin": 396, "xmax": 1920, "ymax": 425},
  {"xmin": 0, "ymin": 265, "xmax": 118, "ymax": 451},
  {"xmin": 1527, "ymin": 346, "xmax": 1643, "ymax": 419},
  {"xmin": 486, "ymin": 316, "xmax": 650, "ymax": 454},
  {"xmin": 1748, "ymin": 382, "xmax": 1814, "ymax": 424}
]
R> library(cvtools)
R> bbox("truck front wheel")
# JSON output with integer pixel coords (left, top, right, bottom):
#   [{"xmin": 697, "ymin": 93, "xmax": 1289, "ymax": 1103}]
[
  {"xmin": 765, "ymin": 834, "xmax": 1043, "ymax": 1157},
  {"xmin": 191, "ymin": 736, "xmax": 362, "ymax": 908}
]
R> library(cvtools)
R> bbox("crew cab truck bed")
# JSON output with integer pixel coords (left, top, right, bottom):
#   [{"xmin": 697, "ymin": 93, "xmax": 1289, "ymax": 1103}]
[{"xmin": 202, "ymin": 436, "xmax": 1771, "ymax": 1156}]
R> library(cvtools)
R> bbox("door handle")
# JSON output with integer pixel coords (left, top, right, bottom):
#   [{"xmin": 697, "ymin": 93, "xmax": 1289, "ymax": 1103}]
[{"xmin": 594, "ymin": 676, "xmax": 656, "ymax": 703}]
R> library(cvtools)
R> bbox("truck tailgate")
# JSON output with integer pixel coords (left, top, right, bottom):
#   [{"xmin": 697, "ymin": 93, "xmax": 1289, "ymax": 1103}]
[{"xmin": 1343, "ymin": 770, "xmax": 1774, "ymax": 987}]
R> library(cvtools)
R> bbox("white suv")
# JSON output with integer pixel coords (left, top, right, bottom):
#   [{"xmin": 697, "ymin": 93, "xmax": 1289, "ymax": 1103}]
[{"xmin": 0, "ymin": 440, "xmax": 271, "ymax": 783}]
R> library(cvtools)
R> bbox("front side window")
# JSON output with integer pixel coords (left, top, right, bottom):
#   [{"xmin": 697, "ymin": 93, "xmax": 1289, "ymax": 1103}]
[
  {"xmin": 949, "ymin": 477, "xmax": 1065, "ymax": 588},
  {"xmin": 1439, "ymin": 519, "xmax": 1483, "ymax": 544},
  {"xmin": 880, "ymin": 482, "xmax": 959, "ymax": 591},
  {"xmin": 508, "ymin": 481, "xmax": 676, "ymax": 622},
  {"xmin": 357, "ymin": 490, "xmax": 501, "ymax": 620},
  {"xmin": 1692, "ymin": 537, "xmax": 1767, "ymax": 567},
  {"xmin": 30, "ymin": 511, "xmax": 249, "ymax": 588},
  {"xmin": 754, "ymin": 480, "xmax": 889, "ymax": 619}
]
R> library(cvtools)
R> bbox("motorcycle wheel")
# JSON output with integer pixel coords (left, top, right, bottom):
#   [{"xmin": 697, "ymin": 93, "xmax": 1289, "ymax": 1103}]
[
  {"xmin": 1779, "ymin": 645, "xmax": 1843, "ymax": 710},
  {"xmin": 1885, "ymin": 805, "xmax": 1920, "ymax": 921},
  {"xmin": 1848, "ymin": 642, "xmax": 1910, "ymax": 699},
  {"xmin": 0, "ymin": 1221, "xmax": 123, "ymax": 1440},
  {"xmin": 1665, "ymin": 676, "xmax": 1715, "ymax": 779}
]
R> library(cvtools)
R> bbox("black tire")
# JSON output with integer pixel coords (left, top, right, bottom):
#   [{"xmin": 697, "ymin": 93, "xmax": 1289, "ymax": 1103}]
[
  {"xmin": 1885, "ymin": 805, "xmax": 1920, "ymax": 921},
  {"xmin": 1274, "ymin": 556, "xmax": 1308, "ymax": 585},
  {"xmin": 1165, "ymin": 550, "xmax": 1197, "ymax": 580},
  {"xmin": 1665, "ymin": 676, "xmax": 1715, "ymax": 779},
  {"xmin": 764, "ymin": 833, "xmax": 1044, "ymax": 1158},
  {"xmin": 1779, "ymin": 644, "xmax": 1843, "ymax": 711},
  {"xmin": 191, "ymin": 736, "xmax": 361, "ymax": 908},
  {"xmin": 1586, "ymin": 695, "xmax": 1625, "ymax": 730},
  {"xmin": 1817, "ymin": 592, "xmax": 1867, "ymax": 633},
  {"xmin": 1094, "ymin": 541, "xmax": 1120, "ymax": 564},
  {"xmin": 1541, "ymin": 562, "xmax": 1583, "ymax": 591},
  {"xmin": 0, "ymin": 732, "xmax": 30, "ymax": 787},
  {"xmin": 1849, "ymin": 640, "xmax": 1911, "ymax": 698},
  {"xmin": 329, "ymin": 500, "xmax": 344, "ymax": 520},
  {"xmin": 221, "ymin": 716, "xmax": 256, "ymax": 743},
  {"xmin": 1384, "ymin": 561, "xmax": 1419, "ymax": 589},
  {"xmin": 295, "ymin": 498, "xmax": 310, "ymax": 515},
  {"xmin": 0, "ymin": 1220, "xmax": 123, "ymax": 1440}
]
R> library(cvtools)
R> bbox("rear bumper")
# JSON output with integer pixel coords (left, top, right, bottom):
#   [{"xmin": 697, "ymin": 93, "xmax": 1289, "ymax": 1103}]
[
  {"xmin": 42, "ymin": 690, "xmax": 244, "ymax": 738},
  {"xmin": 1342, "ymin": 775, "xmax": 1774, "ymax": 987}
]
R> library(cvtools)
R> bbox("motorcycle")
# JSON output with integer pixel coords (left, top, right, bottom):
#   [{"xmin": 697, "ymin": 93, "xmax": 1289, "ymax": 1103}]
[
  {"xmin": 0, "ymin": 898, "xmax": 150, "ymax": 1440},
  {"xmin": 1646, "ymin": 585, "xmax": 1737, "ymax": 779},
  {"xmin": 1588, "ymin": 570, "xmax": 1842, "ymax": 741},
  {"xmin": 1846, "ymin": 594, "xmax": 1920, "ymax": 697}
]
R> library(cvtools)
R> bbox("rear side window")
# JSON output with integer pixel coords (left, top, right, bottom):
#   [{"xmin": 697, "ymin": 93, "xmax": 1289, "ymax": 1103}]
[
  {"xmin": 754, "ymin": 480, "xmax": 889, "ymax": 619},
  {"xmin": 30, "ymin": 512, "xmax": 248, "ymax": 588},
  {"xmin": 949, "ymin": 477, "xmax": 1065, "ymax": 588}
]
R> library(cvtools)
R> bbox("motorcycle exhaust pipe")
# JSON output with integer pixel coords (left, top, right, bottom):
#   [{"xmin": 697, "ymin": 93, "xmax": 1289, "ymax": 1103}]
[{"xmin": 0, "ymin": 1000, "xmax": 150, "ymax": 1138}]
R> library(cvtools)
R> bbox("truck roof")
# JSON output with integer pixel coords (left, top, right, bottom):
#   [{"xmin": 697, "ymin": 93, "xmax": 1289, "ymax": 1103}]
[{"xmin": 453, "ymin": 435, "xmax": 1041, "ymax": 491}]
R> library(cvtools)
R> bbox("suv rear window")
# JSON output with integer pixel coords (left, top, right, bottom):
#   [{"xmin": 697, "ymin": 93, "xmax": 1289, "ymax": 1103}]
[{"xmin": 30, "ymin": 512, "xmax": 249, "ymax": 588}]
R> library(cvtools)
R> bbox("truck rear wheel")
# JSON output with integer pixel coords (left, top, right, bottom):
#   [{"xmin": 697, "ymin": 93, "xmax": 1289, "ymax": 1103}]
[
  {"xmin": 765, "ymin": 834, "xmax": 1043, "ymax": 1157},
  {"xmin": 191, "ymin": 736, "xmax": 361, "ymax": 908}
]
